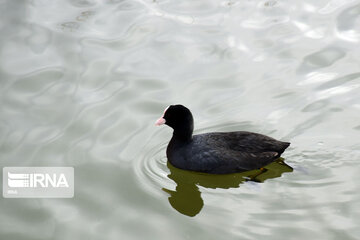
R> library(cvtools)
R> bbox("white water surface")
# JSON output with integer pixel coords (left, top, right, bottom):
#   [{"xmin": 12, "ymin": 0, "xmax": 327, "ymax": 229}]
[{"xmin": 0, "ymin": 0, "xmax": 360, "ymax": 239}]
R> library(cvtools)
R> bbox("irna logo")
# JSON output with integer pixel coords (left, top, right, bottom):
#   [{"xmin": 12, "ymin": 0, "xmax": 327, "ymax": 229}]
[
  {"xmin": 3, "ymin": 167, "xmax": 74, "ymax": 198},
  {"xmin": 8, "ymin": 172, "xmax": 69, "ymax": 188}
]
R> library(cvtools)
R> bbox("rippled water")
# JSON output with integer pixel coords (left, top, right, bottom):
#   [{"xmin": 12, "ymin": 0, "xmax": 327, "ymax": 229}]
[{"xmin": 1, "ymin": 0, "xmax": 360, "ymax": 239}]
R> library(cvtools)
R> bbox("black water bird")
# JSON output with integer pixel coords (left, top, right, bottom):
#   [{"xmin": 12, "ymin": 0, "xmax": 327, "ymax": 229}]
[{"xmin": 156, "ymin": 105, "xmax": 290, "ymax": 174}]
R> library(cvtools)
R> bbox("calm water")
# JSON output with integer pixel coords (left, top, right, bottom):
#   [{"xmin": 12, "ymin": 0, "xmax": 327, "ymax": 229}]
[{"xmin": 1, "ymin": 0, "xmax": 360, "ymax": 239}]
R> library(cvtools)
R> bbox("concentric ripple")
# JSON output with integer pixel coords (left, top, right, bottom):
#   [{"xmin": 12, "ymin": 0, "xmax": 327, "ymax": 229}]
[{"xmin": 134, "ymin": 139, "xmax": 173, "ymax": 197}]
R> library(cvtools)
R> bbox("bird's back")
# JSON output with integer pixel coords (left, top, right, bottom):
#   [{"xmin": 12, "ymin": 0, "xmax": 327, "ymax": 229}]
[{"xmin": 167, "ymin": 131, "xmax": 290, "ymax": 174}]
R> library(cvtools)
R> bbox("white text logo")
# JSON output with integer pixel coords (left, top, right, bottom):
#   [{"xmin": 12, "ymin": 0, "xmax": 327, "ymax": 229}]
[
  {"xmin": 3, "ymin": 167, "xmax": 74, "ymax": 198},
  {"xmin": 8, "ymin": 172, "xmax": 69, "ymax": 188}
]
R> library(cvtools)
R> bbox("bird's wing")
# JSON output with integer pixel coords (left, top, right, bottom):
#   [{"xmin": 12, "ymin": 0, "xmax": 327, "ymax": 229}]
[
  {"xmin": 189, "ymin": 147, "xmax": 278, "ymax": 174},
  {"xmin": 199, "ymin": 131, "xmax": 290, "ymax": 154}
]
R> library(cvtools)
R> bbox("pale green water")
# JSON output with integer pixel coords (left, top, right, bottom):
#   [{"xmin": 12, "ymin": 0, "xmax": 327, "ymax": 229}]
[{"xmin": 1, "ymin": 0, "xmax": 360, "ymax": 239}]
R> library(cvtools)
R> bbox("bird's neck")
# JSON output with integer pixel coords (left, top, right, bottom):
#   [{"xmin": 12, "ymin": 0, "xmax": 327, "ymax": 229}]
[{"xmin": 172, "ymin": 124, "xmax": 193, "ymax": 143}]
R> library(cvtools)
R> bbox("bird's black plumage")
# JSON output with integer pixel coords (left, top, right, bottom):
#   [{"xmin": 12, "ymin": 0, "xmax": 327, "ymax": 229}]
[{"xmin": 158, "ymin": 105, "xmax": 290, "ymax": 174}]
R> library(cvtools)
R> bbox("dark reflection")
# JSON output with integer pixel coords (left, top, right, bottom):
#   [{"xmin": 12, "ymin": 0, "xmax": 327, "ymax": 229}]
[{"xmin": 163, "ymin": 159, "xmax": 293, "ymax": 217}]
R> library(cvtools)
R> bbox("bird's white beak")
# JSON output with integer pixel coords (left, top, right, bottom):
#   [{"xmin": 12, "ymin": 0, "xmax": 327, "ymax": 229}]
[
  {"xmin": 155, "ymin": 105, "xmax": 170, "ymax": 126},
  {"xmin": 155, "ymin": 117, "xmax": 166, "ymax": 126}
]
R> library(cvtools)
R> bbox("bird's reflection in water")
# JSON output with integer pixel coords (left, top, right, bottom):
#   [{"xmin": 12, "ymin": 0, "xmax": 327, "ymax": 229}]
[{"xmin": 163, "ymin": 159, "xmax": 293, "ymax": 217}]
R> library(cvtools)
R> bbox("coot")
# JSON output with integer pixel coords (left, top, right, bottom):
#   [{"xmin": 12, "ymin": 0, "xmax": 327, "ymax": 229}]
[{"xmin": 156, "ymin": 105, "xmax": 290, "ymax": 174}]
